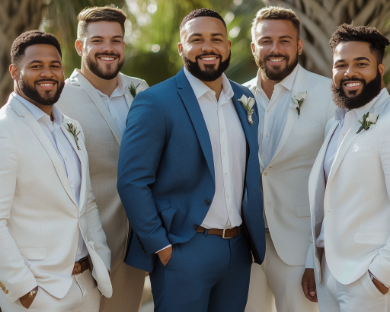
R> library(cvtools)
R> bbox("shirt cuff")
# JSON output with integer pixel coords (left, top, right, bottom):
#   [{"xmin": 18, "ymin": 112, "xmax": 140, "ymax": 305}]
[{"xmin": 155, "ymin": 244, "xmax": 172, "ymax": 254}]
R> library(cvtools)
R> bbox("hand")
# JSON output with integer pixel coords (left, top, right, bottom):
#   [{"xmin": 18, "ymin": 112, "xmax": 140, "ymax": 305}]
[
  {"xmin": 157, "ymin": 246, "xmax": 172, "ymax": 266},
  {"xmin": 372, "ymin": 276, "xmax": 389, "ymax": 295},
  {"xmin": 301, "ymin": 268, "xmax": 318, "ymax": 302},
  {"xmin": 19, "ymin": 286, "xmax": 38, "ymax": 309}
]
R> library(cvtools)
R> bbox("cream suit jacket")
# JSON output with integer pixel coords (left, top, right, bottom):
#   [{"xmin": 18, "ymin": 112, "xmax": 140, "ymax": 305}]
[
  {"xmin": 0, "ymin": 96, "xmax": 112, "ymax": 304},
  {"xmin": 307, "ymin": 89, "xmax": 390, "ymax": 285},
  {"xmin": 57, "ymin": 70, "xmax": 148, "ymax": 271},
  {"xmin": 245, "ymin": 65, "xmax": 334, "ymax": 266}
]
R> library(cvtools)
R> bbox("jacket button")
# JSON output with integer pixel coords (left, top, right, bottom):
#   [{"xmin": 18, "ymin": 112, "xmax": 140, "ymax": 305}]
[
  {"xmin": 204, "ymin": 199, "xmax": 211, "ymax": 205},
  {"xmin": 193, "ymin": 224, "xmax": 199, "ymax": 231}
]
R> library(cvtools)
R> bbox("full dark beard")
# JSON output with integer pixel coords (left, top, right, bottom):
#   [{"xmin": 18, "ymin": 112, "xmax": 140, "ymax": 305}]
[
  {"xmin": 182, "ymin": 51, "xmax": 231, "ymax": 82},
  {"xmin": 331, "ymin": 69, "xmax": 382, "ymax": 110},
  {"xmin": 257, "ymin": 52, "xmax": 299, "ymax": 81},
  {"xmin": 85, "ymin": 53, "xmax": 124, "ymax": 80},
  {"xmin": 19, "ymin": 77, "xmax": 64, "ymax": 106}
]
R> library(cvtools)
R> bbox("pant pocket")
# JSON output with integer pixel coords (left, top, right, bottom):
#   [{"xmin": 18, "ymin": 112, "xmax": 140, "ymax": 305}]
[{"xmin": 362, "ymin": 271, "xmax": 385, "ymax": 299}]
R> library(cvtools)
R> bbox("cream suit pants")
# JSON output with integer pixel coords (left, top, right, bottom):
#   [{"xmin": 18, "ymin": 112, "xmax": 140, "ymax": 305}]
[
  {"xmin": 316, "ymin": 255, "xmax": 390, "ymax": 312},
  {"xmin": 99, "ymin": 260, "xmax": 145, "ymax": 312},
  {"xmin": 245, "ymin": 232, "xmax": 319, "ymax": 312},
  {"xmin": 0, "ymin": 269, "xmax": 100, "ymax": 312}
]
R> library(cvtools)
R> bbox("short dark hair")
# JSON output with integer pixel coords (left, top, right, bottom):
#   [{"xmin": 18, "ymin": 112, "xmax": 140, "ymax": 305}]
[
  {"xmin": 329, "ymin": 24, "xmax": 390, "ymax": 64},
  {"xmin": 77, "ymin": 6, "xmax": 127, "ymax": 39},
  {"xmin": 180, "ymin": 8, "xmax": 226, "ymax": 30},
  {"xmin": 11, "ymin": 30, "xmax": 62, "ymax": 64}
]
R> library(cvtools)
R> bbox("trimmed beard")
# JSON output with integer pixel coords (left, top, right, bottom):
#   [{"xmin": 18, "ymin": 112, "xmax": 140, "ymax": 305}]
[
  {"xmin": 182, "ymin": 51, "xmax": 231, "ymax": 82},
  {"xmin": 85, "ymin": 52, "xmax": 124, "ymax": 80},
  {"xmin": 256, "ymin": 52, "xmax": 298, "ymax": 81},
  {"xmin": 331, "ymin": 69, "xmax": 382, "ymax": 110},
  {"xmin": 18, "ymin": 77, "xmax": 64, "ymax": 106}
]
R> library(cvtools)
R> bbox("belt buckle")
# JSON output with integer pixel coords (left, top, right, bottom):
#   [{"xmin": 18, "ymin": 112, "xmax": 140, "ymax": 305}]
[{"xmin": 222, "ymin": 229, "xmax": 232, "ymax": 239}]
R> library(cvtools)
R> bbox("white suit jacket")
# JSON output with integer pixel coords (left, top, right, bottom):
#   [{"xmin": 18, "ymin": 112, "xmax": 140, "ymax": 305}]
[
  {"xmin": 307, "ymin": 89, "xmax": 390, "ymax": 285},
  {"xmin": 57, "ymin": 70, "xmax": 148, "ymax": 271},
  {"xmin": 244, "ymin": 65, "xmax": 334, "ymax": 266},
  {"xmin": 0, "ymin": 96, "xmax": 112, "ymax": 303}
]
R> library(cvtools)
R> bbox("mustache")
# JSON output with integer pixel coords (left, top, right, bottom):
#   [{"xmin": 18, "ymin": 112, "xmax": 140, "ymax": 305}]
[
  {"xmin": 195, "ymin": 52, "xmax": 221, "ymax": 61},
  {"xmin": 95, "ymin": 52, "xmax": 121, "ymax": 58},
  {"xmin": 34, "ymin": 78, "xmax": 59, "ymax": 84},
  {"xmin": 339, "ymin": 77, "xmax": 366, "ymax": 84},
  {"xmin": 264, "ymin": 53, "xmax": 289, "ymax": 60}
]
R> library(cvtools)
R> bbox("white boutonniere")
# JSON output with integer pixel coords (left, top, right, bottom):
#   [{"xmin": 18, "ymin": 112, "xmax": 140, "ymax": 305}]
[
  {"xmin": 66, "ymin": 123, "xmax": 81, "ymax": 150},
  {"xmin": 357, "ymin": 112, "xmax": 379, "ymax": 134},
  {"xmin": 129, "ymin": 82, "xmax": 145, "ymax": 98},
  {"xmin": 290, "ymin": 91, "xmax": 307, "ymax": 116},
  {"xmin": 238, "ymin": 94, "xmax": 255, "ymax": 124}
]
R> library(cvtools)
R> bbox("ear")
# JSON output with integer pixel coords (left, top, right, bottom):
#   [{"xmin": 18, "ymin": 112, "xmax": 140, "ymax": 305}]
[
  {"xmin": 379, "ymin": 63, "xmax": 385, "ymax": 76},
  {"xmin": 251, "ymin": 42, "xmax": 256, "ymax": 56},
  {"xmin": 75, "ymin": 39, "xmax": 83, "ymax": 56},
  {"xmin": 9, "ymin": 64, "xmax": 19, "ymax": 80},
  {"xmin": 177, "ymin": 42, "xmax": 183, "ymax": 56},
  {"xmin": 298, "ymin": 38, "xmax": 303, "ymax": 56}
]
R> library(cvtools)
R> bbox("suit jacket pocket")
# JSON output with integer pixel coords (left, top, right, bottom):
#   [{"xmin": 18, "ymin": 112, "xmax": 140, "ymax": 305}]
[
  {"xmin": 295, "ymin": 206, "xmax": 311, "ymax": 217},
  {"xmin": 19, "ymin": 248, "xmax": 47, "ymax": 260},
  {"xmin": 354, "ymin": 232, "xmax": 390, "ymax": 244}
]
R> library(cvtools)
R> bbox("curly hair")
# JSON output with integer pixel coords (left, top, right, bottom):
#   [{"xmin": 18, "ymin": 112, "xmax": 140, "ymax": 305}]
[
  {"xmin": 329, "ymin": 24, "xmax": 390, "ymax": 64},
  {"xmin": 11, "ymin": 30, "xmax": 62, "ymax": 64},
  {"xmin": 180, "ymin": 8, "xmax": 226, "ymax": 30}
]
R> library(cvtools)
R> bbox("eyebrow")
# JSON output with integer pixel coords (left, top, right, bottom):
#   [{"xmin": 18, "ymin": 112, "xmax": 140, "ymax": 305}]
[
  {"xmin": 27, "ymin": 60, "xmax": 62, "ymax": 65},
  {"xmin": 259, "ymin": 35, "xmax": 293, "ymax": 40},
  {"xmin": 90, "ymin": 35, "xmax": 123, "ymax": 39},
  {"xmin": 334, "ymin": 56, "xmax": 371, "ymax": 65},
  {"xmin": 189, "ymin": 32, "xmax": 224, "ymax": 38}
]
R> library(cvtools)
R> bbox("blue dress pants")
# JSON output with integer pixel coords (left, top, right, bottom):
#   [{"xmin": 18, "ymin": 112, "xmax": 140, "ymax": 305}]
[{"xmin": 149, "ymin": 230, "xmax": 252, "ymax": 312}]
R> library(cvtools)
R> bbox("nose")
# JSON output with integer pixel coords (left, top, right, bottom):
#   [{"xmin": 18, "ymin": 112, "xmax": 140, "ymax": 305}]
[
  {"xmin": 102, "ymin": 41, "xmax": 114, "ymax": 53},
  {"xmin": 344, "ymin": 64, "xmax": 357, "ymax": 79},
  {"xmin": 201, "ymin": 39, "xmax": 215, "ymax": 54},
  {"xmin": 270, "ymin": 41, "xmax": 282, "ymax": 54},
  {"xmin": 40, "ymin": 65, "xmax": 55, "ymax": 78}
]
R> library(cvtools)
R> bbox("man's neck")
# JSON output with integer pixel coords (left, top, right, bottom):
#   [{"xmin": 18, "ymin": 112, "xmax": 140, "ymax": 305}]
[
  {"xmin": 259, "ymin": 70, "xmax": 280, "ymax": 100},
  {"xmin": 79, "ymin": 66, "xmax": 118, "ymax": 97},
  {"xmin": 15, "ymin": 89, "xmax": 54, "ymax": 119},
  {"xmin": 202, "ymin": 76, "xmax": 224, "ymax": 101}
]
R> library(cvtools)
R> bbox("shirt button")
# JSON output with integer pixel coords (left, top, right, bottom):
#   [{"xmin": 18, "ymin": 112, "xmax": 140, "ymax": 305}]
[
  {"xmin": 267, "ymin": 110, "xmax": 270, "ymax": 113},
  {"xmin": 227, "ymin": 195, "xmax": 230, "ymax": 199},
  {"xmin": 263, "ymin": 156, "xmax": 265, "ymax": 159},
  {"xmin": 264, "ymin": 171, "xmax": 268, "ymax": 176},
  {"xmin": 193, "ymin": 224, "xmax": 200, "ymax": 231},
  {"xmin": 204, "ymin": 199, "xmax": 211, "ymax": 205},
  {"xmin": 222, "ymin": 129, "xmax": 225, "ymax": 132},
  {"xmin": 77, "ymin": 248, "xmax": 80, "ymax": 254},
  {"xmin": 266, "ymin": 134, "xmax": 269, "ymax": 137}
]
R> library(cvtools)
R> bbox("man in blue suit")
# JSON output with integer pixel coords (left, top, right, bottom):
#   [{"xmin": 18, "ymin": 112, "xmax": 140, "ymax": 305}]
[{"xmin": 117, "ymin": 8, "xmax": 266, "ymax": 312}]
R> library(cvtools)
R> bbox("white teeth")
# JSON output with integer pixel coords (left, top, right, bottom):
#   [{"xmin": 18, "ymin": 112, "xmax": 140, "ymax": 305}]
[
  {"xmin": 346, "ymin": 82, "xmax": 362, "ymax": 87},
  {"xmin": 100, "ymin": 57, "xmax": 115, "ymax": 61},
  {"xmin": 39, "ymin": 84, "xmax": 53, "ymax": 87},
  {"xmin": 202, "ymin": 57, "xmax": 217, "ymax": 61},
  {"xmin": 269, "ymin": 58, "xmax": 283, "ymax": 62}
]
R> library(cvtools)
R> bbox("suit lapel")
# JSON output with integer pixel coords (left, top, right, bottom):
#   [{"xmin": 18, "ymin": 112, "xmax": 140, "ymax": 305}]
[
  {"xmin": 176, "ymin": 69, "xmax": 215, "ymax": 180},
  {"xmin": 10, "ymin": 100, "xmax": 78, "ymax": 207},
  {"xmin": 61, "ymin": 120, "xmax": 86, "ymax": 210},
  {"xmin": 69, "ymin": 70, "xmax": 122, "ymax": 144}
]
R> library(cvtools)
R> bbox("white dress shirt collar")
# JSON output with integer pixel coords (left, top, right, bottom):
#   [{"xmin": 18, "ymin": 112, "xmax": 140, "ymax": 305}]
[
  {"xmin": 96, "ymin": 73, "xmax": 127, "ymax": 99},
  {"xmin": 183, "ymin": 67, "xmax": 234, "ymax": 102}
]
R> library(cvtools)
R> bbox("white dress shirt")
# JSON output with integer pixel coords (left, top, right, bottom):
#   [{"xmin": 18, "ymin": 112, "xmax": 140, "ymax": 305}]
[
  {"xmin": 316, "ymin": 89, "xmax": 386, "ymax": 248},
  {"xmin": 248, "ymin": 65, "xmax": 299, "ymax": 169},
  {"xmin": 184, "ymin": 68, "xmax": 246, "ymax": 229},
  {"xmin": 96, "ymin": 74, "xmax": 129, "ymax": 136},
  {"xmin": 13, "ymin": 93, "xmax": 88, "ymax": 261}
]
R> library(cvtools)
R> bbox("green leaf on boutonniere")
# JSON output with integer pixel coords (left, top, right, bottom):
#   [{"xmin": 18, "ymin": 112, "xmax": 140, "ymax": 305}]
[{"xmin": 129, "ymin": 82, "xmax": 140, "ymax": 98}]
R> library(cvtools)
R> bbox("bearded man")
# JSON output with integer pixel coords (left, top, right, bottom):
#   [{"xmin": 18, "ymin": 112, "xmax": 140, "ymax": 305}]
[
  {"xmin": 306, "ymin": 24, "xmax": 390, "ymax": 312},
  {"xmin": 0, "ymin": 30, "xmax": 111, "ymax": 312},
  {"xmin": 56, "ymin": 6, "xmax": 148, "ymax": 312},
  {"xmin": 243, "ymin": 6, "xmax": 334, "ymax": 312},
  {"xmin": 117, "ymin": 8, "xmax": 266, "ymax": 312}
]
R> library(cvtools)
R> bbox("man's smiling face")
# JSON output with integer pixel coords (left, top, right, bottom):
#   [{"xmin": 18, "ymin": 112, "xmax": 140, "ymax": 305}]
[{"xmin": 178, "ymin": 16, "xmax": 231, "ymax": 82}]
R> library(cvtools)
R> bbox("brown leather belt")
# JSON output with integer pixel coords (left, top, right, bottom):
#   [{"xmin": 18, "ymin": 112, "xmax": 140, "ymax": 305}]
[
  {"xmin": 197, "ymin": 225, "xmax": 242, "ymax": 239},
  {"xmin": 72, "ymin": 257, "xmax": 90, "ymax": 275}
]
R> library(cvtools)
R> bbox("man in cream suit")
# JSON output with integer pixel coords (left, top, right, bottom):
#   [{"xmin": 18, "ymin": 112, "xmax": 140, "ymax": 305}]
[
  {"xmin": 306, "ymin": 24, "xmax": 390, "ymax": 311},
  {"xmin": 0, "ymin": 31, "xmax": 111, "ymax": 311},
  {"xmin": 244, "ymin": 6, "xmax": 334, "ymax": 312},
  {"xmin": 57, "ymin": 7, "xmax": 148, "ymax": 312}
]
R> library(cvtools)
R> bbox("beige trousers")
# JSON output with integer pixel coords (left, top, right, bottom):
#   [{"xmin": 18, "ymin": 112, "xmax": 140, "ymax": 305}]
[
  {"xmin": 316, "ymin": 256, "xmax": 390, "ymax": 312},
  {"xmin": 99, "ymin": 261, "xmax": 145, "ymax": 312},
  {"xmin": 245, "ymin": 232, "xmax": 319, "ymax": 312},
  {"xmin": 0, "ymin": 269, "xmax": 100, "ymax": 312}
]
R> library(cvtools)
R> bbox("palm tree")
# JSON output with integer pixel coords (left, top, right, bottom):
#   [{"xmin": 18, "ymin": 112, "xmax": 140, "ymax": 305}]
[{"xmin": 267, "ymin": 0, "xmax": 390, "ymax": 88}]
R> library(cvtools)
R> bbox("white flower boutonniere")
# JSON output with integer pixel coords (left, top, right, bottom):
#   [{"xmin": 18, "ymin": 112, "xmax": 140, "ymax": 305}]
[
  {"xmin": 66, "ymin": 123, "xmax": 81, "ymax": 150},
  {"xmin": 357, "ymin": 112, "xmax": 379, "ymax": 134},
  {"xmin": 290, "ymin": 91, "xmax": 307, "ymax": 116},
  {"xmin": 238, "ymin": 95, "xmax": 256, "ymax": 124}
]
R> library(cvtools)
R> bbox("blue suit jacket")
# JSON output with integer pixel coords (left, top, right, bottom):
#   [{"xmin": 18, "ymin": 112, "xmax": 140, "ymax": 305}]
[{"xmin": 118, "ymin": 69, "xmax": 266, "ymax": 272}]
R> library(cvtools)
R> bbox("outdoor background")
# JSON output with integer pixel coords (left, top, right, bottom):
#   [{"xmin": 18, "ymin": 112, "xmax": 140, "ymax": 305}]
[
  {"xmin": 0, "ymin": 0, "xmax": 390, "ymax": 106},
  {"xmin": 0, "ymin": 0, "xmax": 389, "ymax": 310}
]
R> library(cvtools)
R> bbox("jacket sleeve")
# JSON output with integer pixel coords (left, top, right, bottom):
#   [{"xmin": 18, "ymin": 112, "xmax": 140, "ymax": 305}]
[
  {"xmin": 0, "ymin": 125, "xmax": 38, "ymax": 302},
  {"xmin": 117, "ymin": 91, "xmax": 171, "ymax": 255}
]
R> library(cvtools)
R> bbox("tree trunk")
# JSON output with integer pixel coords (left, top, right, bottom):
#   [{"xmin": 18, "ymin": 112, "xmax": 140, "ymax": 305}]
[{"xmin": 0, "ymin": 0, "xmax": 44, "ymax": 106}]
